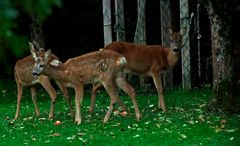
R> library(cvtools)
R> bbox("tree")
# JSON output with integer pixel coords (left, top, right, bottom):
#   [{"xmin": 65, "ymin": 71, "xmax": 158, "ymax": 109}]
[
  {"xmin": 134, "ymin": 0, "xmax": 146, "ymax": 44},
  {"xmin": 114, "ymin": 0, "xmax": 125, "ymax": 41},
  {"xmin": 204, "ymin": 0, "xmax": 240, "ymax": 113},
  {"xmin": 0, "ymin": 0, "xmax": 62, "ymax": 60}
]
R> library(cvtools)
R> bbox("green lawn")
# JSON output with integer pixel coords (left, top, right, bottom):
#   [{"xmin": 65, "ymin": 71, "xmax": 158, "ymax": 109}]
[{"xmin": 0, "ymin": 80, "xmax": 239, "ymax": 145}]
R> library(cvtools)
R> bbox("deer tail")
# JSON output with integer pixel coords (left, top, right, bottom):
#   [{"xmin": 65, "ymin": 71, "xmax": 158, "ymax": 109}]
[{"xmin": 116, "ymin": 56, "xmax": 127, "ymax": 66}]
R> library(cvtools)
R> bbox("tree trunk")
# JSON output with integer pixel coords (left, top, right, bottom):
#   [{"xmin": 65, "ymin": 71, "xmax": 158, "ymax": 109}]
[
  {"xmin": 205, "ymin": 1, "xmax": 239, "ymax": 113},
  {"xmin": 134, "ymin": 0, "xmax": 147, "ymax": 90},
  {"xmin": 30, "ymin": 14, "xmax": 45, "ymax": 48},
  {"xmin": 134, "ymin": 0, "xmax": 146, "ymax": 44},
  {"xmin": 102, "ymin": 0, "xmax": 112, "ymax": 46},
  {"xmin": 115, "ymin": 0, "xmax": 125, "ymax": 41}
]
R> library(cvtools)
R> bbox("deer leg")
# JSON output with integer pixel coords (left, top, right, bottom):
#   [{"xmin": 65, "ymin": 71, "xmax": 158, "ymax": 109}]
[
  {"xmin": 14, "ymin": 83, "xmax": 23, "ymax": 120},
  {"xmin": 102, "ymin": 81, "xmax": 119, "ymax": 123},
  {"xmin": 74, "ymin": 84, "xmax": 84, "ymax": 125},
  {"xmin": 90, "ymin": 82, "xmax": 126, "ymax": 113},
  {"xmin": 89, "ymin": 82, "xmax": 102, "ymax": 113},
  {"xmin": 55, "ymin": 81, "xmax": 74, "ymax": 118},
  {"xmin": 30, "ymin": 86, "xmax": 40, "ymax": 117},
  {"xmin": 152, "ymin": 73, "xmax": 166, "ymax": 111},
  {"xmin": 40, "ymin": 79, "xmax": 57, "ymax": 119},
  {"xmin": 116, "ymin": 76, "xmax": 141, "ymax": 120}
]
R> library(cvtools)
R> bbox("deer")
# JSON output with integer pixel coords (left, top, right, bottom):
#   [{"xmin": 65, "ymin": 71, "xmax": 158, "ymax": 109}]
[
  {"xmin": 90, "ymin": 29, "xmax": 183, "ymax": 112},
  {"xmin": 14, "ymin": 42, "xmax": 74, "ymax": 121},
  {"xmin": 30, "ymin": 48, "xmax": 141, "ymax": 125}
]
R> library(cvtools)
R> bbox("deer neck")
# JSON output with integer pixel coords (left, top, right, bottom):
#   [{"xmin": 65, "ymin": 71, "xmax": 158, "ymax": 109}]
[
  {"xmin": 43, "ymin": 64, "xmax": 67, "ymax": 81},
  {"xmin": 166, "ymin": 48, "xmax": 180, "ymax": 68}
]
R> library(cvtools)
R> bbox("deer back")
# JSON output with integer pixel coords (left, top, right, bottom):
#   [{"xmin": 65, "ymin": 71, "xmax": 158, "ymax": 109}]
[
  {"xmin": 103, "ymin": 31, "xmax": 182, "ymax": 75},
  {"xmin": 62, "ymin": 50, "xmax": 126, "ymax": 81}
]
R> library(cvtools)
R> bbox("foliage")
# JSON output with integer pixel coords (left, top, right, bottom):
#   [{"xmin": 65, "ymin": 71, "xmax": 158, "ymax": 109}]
[
  {"xmin": 0, "ymin": 80, "xmax": 239, "ymax": 145},
  {"xmin": 0, "ymin": 0, "xmax": 62, "ymax": 60}
]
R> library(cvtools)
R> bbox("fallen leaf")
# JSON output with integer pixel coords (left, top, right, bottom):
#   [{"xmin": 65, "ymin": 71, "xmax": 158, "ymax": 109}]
[
  {"xmin": 199, "ymin": 103, "xmax": 206, "ymax": 108},
  {"xmin": 215, "ymin": 127, "xmax": 222, "ymax": 133},
  {"xmin": 66, "ymin": 135, "xmax": 75, "ymax": 140},
  {"xmin": 145, "ymin": 121, "xmax": 150, "ymax": 125},
  {"xmin": 225, "ymin": 129, "xmax": 237, "ymax": 132},
  {"xmin": 52, "ymin": 133, "xmax": 60, "ymax": 137},
  {"xmin": 39, "ymin": 118, "xmax": 46, "ymax": 121},
  {"xmin": 180, "ymin": 134, "xmax": 187, "ymax": 139},
  {"xmin": 164, "ymin": 128, "xmax": 172, "ymax": 133},
  {"xmin": 230, "ymin": 137, "xmax": 234, "ymax": 141},
  {"xmin": 77, "ymin": 133, "xmax": 86, "ymax": 136},
  {"xmin": 165, "ymin": 118, "xmax": 172, "ymax": 123},
  {"xmin": 133, "ymin": 134, "xmax": 140, "ymax": 138},
  {"xmin": 133, "ymin": 124, "xmax": 138, "ymax": 127},
  {"xmin": 149, "ymin": 104, "xmax": 154, "ymax": 108},
  {"xmin": 44, "ymin": 140, "xmax": 50, "ymax": 143}
]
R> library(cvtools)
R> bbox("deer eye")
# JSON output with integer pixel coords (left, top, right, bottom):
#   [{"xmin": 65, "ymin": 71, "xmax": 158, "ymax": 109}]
[{"xmin": 39, "ymin": 64, "xmax": 44, "ymax": 68}]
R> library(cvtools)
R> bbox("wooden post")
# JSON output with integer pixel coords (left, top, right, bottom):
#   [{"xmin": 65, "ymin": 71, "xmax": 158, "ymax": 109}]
[
  {"xmin": 102, "ymin": 0, "xmax": 112, "ymax": 46},
  {"xmin": 179, "ymin": 0, "xmax": 191, "ymax": 89},
  {"xmin": 115, "ymin": 0, "xmax": 125, "ymax": 41},
  {"xmin": 134, "ymin": 0, "xmax": 147, "ymax": 89},
  {"xmin": 134, "ymin": 0, "xmax": 146, "ymax": 44},
  {"xmin": 160, "ymin": 0, "xmax": 173, "ymax": 89}
]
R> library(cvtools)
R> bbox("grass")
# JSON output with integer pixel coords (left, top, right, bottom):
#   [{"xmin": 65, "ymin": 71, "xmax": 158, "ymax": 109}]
[{"xmin": 0, "ymin": 79, "xmax": 240, "ymax": 145}]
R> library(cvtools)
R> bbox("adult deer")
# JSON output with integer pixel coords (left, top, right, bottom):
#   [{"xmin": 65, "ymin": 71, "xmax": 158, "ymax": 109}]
[
  {"xmin": 30, "ymin": 49, "xmax": 140, "ymax": 125},
  {"xmin": 90, "ymin": 29, "xmax": 183, "ymax": 112},
  {"xmin": 14, "ymin": 42, "xmax": 74, "ymax": 120}
]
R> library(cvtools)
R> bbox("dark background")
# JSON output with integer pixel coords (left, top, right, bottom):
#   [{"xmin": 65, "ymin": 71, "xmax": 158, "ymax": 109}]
[{"xmin": 1, "ymin": 0, "xmax": 239, "ymax": 88}]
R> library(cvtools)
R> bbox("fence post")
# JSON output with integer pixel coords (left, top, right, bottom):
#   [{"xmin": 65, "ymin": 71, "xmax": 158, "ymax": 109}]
[
  {"xmin": 115, "ymin": 0, "xmax": 125, "ymax": 41},
  {"xmin": 160, "ymin": 0, "xmax": 173, "ymax": 89},
  {"xmin": 102, "ymin": 0, "xmax": 112, "ymax": 46},
  {"xmin": 134, "ymin": 0, "xmax": 147, "ymax": 89},
  {"xmin": 179, "ymin": 0, "xmax": 191, "ymax": 89}
]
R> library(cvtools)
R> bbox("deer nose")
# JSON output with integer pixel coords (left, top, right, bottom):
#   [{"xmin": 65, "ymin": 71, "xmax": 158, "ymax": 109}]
[{"xmin": 32, "ymin": 72, "xmax": 40, "ymax": 77}]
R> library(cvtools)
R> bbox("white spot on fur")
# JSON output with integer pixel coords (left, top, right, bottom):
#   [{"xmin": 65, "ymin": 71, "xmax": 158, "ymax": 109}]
[{"xmin": 50, "ymin": 59, "xmax": 62, "ymax": 66}]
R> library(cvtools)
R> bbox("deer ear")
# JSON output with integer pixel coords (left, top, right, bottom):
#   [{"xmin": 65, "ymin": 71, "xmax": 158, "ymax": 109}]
[
  {"xmin": 29, "ymin": 42, "xmax": 36, "ymax": 52},
  {"xmin": 44, "ymin": 49, "xmax": 52, "ymax": 61},
  {"xmin": 30, "ymin": 47, "xmax": 38, "ymax": 61},
  {"xmin": 32, "ymin": 40, "xmax": 41, "ymax": 50}
]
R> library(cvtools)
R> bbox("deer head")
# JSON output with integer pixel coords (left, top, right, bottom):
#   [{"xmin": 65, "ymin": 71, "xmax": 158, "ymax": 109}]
[
  {"xmin": 31, "ymin": 47, "xmax": 52, "ymax": 77},
  {"xmin": 169, "ymin": 29, "xmax": 183, "ymax": 53}
]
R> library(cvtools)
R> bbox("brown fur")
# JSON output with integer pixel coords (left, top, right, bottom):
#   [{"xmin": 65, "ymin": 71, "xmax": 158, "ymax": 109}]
[
  {"xmin": 14, "ymin": 44, "xmax": 74, "ymax": 120},
  {"xmin": 90, "ymin": 31, "xmax": 182, "ymax": 112},
  {"xmin": 31, "ymin": 50, "xmax": 140, "ymax": 124}
]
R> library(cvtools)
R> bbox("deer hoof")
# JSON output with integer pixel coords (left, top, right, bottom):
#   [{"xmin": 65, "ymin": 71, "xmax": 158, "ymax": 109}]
[
  {"xmin": 75, "ymin": 119, "xmax": 81, "ymax": 125},
  {"xmin": 136, "ymin": 114, "xmax": 141, "ymax": 121}
]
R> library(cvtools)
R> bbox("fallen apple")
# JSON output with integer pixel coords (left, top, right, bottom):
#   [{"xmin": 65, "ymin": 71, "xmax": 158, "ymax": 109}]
[{"xmin": 54, "ymin": 120, "xmax": 62, "ymax": 125}]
